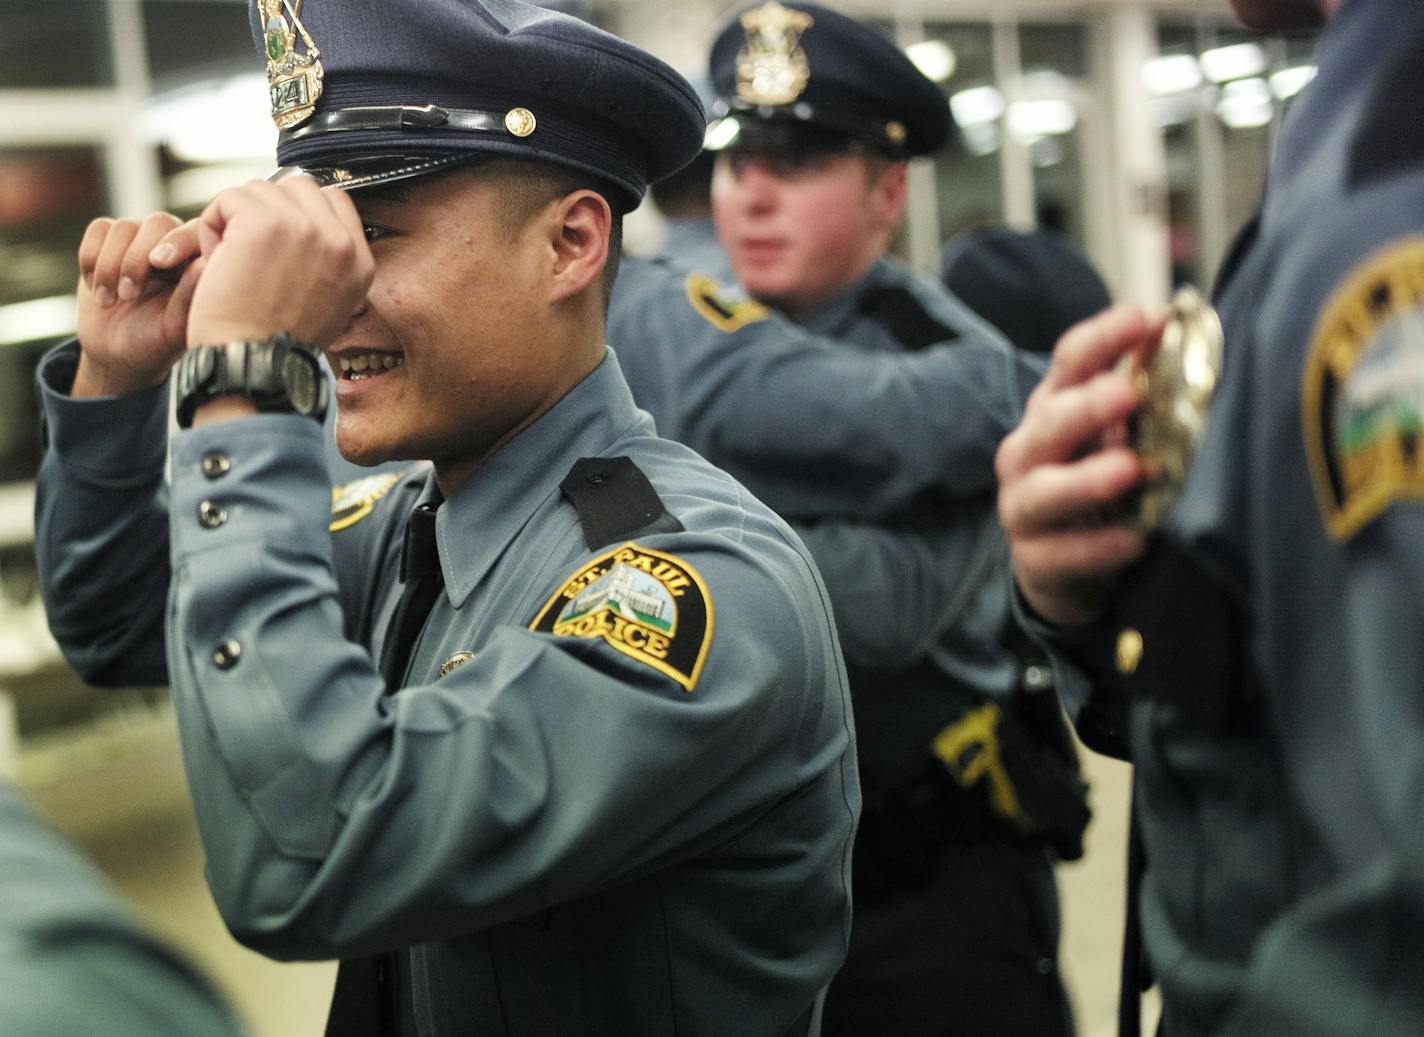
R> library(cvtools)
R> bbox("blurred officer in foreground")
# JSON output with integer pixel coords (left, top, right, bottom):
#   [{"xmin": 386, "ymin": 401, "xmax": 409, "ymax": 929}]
[
  {"xmin": 34, "ymin": 1, "xmax": 859, "ymax": 1033},
  {"xmin": 618, "ymin": 4, "xmax": 1083, "ymax": 1034},
  {"xmin": 0, "ymin": 778, "xmax": 245, "ymax": 1036},
  {"xmin": 940, "ymin": 226, "xmax": 1112, "ymax": 356},
  {"xmin": 995, "ymin": 0, "xmax": 1424, "ymax": 1033}
]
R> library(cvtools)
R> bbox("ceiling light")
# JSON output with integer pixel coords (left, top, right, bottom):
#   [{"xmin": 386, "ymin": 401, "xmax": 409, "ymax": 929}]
[
  {"xmin": 905, "ymin": 40, "xmax": 956, "ymax": 83},
  {"xmin": 949, "ymin": 86, "xmax": 1005, "ymax": 127},
  {"xmin": 1008, "ymin": 98, "xmax": 1079, "ymax": 140},
  {"xmin": 1142, "ymin": 54, "xmax": 1203, "ymax": 96},
  {"xmin": 1200, "ymin": 42, "xmax": 1267, "ymax": 84},
  {"xmin": 141, "ymin": 74, "xmax": 276, "ymax": 164},
  {"xmin": 1270, "ymin": 65, "xmax": 1317, "ymax": 100},
  {"xmin": 1216, "ymin": 77, "xmax": 1274, "ymax": 129}
]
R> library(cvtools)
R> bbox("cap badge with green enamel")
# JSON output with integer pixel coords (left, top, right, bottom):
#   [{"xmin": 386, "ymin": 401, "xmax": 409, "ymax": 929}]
[
  {"xmin": 260, "ymin": 0, "xmax": 324, "ymax": 130},
  {"xmin": 736, "ymin": 1, "xmax": 815, "ymax": 106}
]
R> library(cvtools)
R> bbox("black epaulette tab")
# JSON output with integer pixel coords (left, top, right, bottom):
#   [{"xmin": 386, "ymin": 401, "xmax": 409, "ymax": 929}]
[
  {"xmin": 1348, "ymin": 31, "xmax": 1424, "ymax": 191},
  {"xmin": 859, "ymin": 285, "xmax": 960, "ymax": 352},
  {"xmin": 560, "ymin": 456, "xmax": 684, "ymax": 550}
]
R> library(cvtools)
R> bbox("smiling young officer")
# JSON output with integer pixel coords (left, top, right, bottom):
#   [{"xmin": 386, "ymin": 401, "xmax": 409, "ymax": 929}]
[{"xmin": 33, "ymin": 1, "xmax": 859, "ymax": 1033}]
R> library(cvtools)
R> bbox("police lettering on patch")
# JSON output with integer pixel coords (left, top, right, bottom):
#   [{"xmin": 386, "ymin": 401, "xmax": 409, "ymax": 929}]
[
  {"xmin": 1303, "ymin": 238, "xmax": 1424, "ymax": 540},
  {"xmin": 529, "ymin": 543, "xmax": 713, "ymax": 692},
  {"xmin": 684, "ymin": 273, "xmax": 769, "ymax": 333},
  {"xmin": 330, "ymin": 471, "xmax": 403, "ymax": 532}
]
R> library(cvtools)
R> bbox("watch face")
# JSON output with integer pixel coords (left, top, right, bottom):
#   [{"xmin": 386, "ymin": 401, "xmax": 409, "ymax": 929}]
[{"xmin": 282, "ymin": 352, "xmax": 318, "ymax": 413}]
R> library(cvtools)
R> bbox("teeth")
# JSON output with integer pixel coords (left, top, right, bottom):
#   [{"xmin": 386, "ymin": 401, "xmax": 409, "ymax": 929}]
[{"xmin": 338, "ymin": 353, "xmax": 403, "ymax": 378}]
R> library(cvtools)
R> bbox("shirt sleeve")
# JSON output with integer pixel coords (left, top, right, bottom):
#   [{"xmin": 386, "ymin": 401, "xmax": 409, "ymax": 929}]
[
  {"xmin": 607, "ymin": 259, "xmax": 1043, "ymax": 520},
  {"xmin": 33, "ymin": 340, "xmax": 173, "ymax": 687},
  {"xmin": 163, "ymin": 418, "xmax": 854, "ymax": 960},
  {"xmin": 791, "ymin": 498, "xmax": 1001, "ymax": 669},
  {"xmin": 0, "ymin": 780, "xmax": 244, "ymax": 1037}
]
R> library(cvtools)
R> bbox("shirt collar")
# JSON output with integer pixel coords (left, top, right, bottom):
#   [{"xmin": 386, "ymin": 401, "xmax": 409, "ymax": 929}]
[
  {"xmin": 424, "ymin": 347, "xmax": 651, "ymax": 607},
  {"xmin": 797, "ymin": 256, "xmax": 892, "ymax": 334}
]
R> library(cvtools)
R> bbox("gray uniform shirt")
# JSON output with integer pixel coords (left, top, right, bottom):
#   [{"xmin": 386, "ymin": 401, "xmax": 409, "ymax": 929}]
[
  {"xmin": 608, "ymin": 254, "xmax": 1042, "ymax": 520},
  {"xmin": 1031, "ymin": 2, "xmax": 1424, "ymax": 1032},
  {"xmin": 35, "ymin": 345, "xmax": 858, "ymax": 1036}
]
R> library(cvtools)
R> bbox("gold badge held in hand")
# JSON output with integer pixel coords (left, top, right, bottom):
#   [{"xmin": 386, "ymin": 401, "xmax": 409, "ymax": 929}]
[
  {"xmin": 1131, "ymin": 286, "xmax": 1224, "ymax": 529},
  {"xmin": 261, "ymin": 0, "xmax": 324, "ymax": 130}
]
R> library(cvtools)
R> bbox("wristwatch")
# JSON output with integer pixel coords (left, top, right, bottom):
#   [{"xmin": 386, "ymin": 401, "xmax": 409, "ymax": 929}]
[{"xmin": 175, "ymin": 332, "xmax": 328, "ymax": 428}]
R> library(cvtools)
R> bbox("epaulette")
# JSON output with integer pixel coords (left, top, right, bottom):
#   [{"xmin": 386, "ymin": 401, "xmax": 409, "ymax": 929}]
[
  {"xmin": 859, "ymin": 285, "xmax": 961, "ymax": 351},
  {"xmin": 560, "ymin": 456, "xmax": 684, "ymax": 550}
]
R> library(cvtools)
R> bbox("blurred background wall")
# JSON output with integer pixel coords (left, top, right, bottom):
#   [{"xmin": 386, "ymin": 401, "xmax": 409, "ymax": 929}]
[{"xmin": 0, "ymin": 2, "xmax": 1316, "ymax": 1035}]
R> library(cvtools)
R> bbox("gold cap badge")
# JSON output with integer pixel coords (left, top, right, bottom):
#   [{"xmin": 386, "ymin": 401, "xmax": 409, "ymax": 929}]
[
  {"xmin": 736, "ymin": 1, "xmax": 815, "ymax": 106},
  {"xmin": 1131, "ymin": 285, "xmax": 1224, "ymax": 529},
  {"xmin": 261, "ymin": 0, "xmax": 324, "ymax": 130}
]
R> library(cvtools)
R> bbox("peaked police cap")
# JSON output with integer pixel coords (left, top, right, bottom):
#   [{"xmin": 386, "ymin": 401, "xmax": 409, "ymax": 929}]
[
  {"xmin": 704, "ymin": 0, "xmax": 952, "ymax": 159},
  {"xmin": 250, "ymin": 0, "xmax": 706, "ymax": 207}
]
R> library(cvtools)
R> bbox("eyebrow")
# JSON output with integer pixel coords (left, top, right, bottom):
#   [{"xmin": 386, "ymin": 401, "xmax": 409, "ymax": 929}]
[{"xmin": 354, "ymin": 181, "xmax": 412, "ymax": 204}]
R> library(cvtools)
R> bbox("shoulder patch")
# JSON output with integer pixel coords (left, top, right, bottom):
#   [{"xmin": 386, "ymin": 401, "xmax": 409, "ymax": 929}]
[
  {"xmin": 1302, "ymin": 238, "xmax": 1424, "ymax": 540},
  {"xmin": 684, "ymin": 272, "xmax": 769, "ymax": 333},
  {"xmin": 330, "ymin": 471, "xmax": 403, "ymax": 532},
  {"xmin": 529, "ymin": 542, "xmax": 713, "ymax": 692}
]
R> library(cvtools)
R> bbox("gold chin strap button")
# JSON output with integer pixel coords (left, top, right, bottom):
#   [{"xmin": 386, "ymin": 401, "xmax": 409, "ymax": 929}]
[
  {"xmin": 1116, "ymin": 628, "xmax": 1144, "ymax": 675},
  {"xmin": 504, "ymin": 107, "xmax": 537, "ymax": 138}
]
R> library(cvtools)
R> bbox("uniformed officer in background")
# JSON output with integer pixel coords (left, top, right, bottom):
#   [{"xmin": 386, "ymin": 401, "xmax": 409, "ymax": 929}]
[
  {"xmin": 0, "ymin": 777, "xmax": 245, "ymax": 1036},
  {"xmin": 995, "ymin": 0, "xmax": 1424, "ymax": 1033},
  {"xmin": 616, "ymin": 4, "xmax": 1086, "ymax": 1034},
  {"xmin": 34, "ymin": 1, "xmax": 859, "ymax": 1033}
]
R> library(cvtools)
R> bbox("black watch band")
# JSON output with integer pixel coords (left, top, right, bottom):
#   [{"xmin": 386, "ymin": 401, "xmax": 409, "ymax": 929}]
[{"xmin": 174, "ymin": 333, "xmax": 328, "ymax": 429}]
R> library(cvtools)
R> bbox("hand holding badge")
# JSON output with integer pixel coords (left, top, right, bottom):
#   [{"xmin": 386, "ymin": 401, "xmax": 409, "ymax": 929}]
[{"xmin": 1128, "ymin": 286, "xmax": 1224, "ymax": 529}]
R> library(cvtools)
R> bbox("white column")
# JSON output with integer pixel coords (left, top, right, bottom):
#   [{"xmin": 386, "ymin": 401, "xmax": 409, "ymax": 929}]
[
  {"xmin": 1093, "ymin": 8, "xmax": 1171, "ymax": 308},
  {"xmin": 993, "ymin": 12, "xmax": 1036, "ymax": 231},
  {"xmin": 104, "ymin": 0, "xmax": 163, "ymax": 218}
]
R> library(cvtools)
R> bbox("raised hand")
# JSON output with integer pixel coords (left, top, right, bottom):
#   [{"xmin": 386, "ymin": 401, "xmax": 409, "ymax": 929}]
[
  {"xmin": 73, "ymin": 213, "xmax": 204, "ymax": 398},
  {"xmin": 185, "ymin": 174, "xmax": 373, "ymax": 350},
  {"xmin": 994, "ymin": 305, "xmax": 1166, "ymax": 627}
]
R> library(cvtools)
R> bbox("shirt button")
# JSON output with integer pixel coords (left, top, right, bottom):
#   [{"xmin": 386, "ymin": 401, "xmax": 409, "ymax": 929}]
[
  {"xmin": 1035, "ymin": 957, "xmax": 1054, "ymax": 975},
  {"xmin": 212, "ymin": 639, "xmax": 242, "ymax": 670},
  {"xmin": 198, "ymin": 500, "xmax": 227, "ymax": 529},
  {"xmin": 1116, "ymin": 628, "xmax": 1144, "ymax": 674},
  {"xmin": 201, "ymin": 451, "xmax": 232, "ymax": 479}
]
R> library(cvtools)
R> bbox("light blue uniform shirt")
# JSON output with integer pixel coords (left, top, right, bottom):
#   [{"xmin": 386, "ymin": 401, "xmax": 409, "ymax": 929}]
[
  {"xmin": 0, "ymin": 779, "xmax": 244, "ymax": 1037},
  {"xmin": 36, "ymin": 344, "xmax": 858, "ymax": 1036},
  {"xmin": 1030, "ymin": 2, "xmax": 1424, "ymax": 1032}
]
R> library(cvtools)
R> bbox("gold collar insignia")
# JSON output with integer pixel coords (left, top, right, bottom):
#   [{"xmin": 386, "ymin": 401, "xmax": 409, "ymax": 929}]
[
  {"xmin": 260, "ymin": 0, "xmax": 324, "ymax": 130},
  {"xmin": 735, "ymin": 1, "xmax": 815, "ymax": 106}
]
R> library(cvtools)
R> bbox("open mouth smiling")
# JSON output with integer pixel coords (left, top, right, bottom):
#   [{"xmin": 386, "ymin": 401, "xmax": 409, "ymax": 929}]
[{"xmin": 336, "ymin": 352, "xmax": 404, "ymax": 381}]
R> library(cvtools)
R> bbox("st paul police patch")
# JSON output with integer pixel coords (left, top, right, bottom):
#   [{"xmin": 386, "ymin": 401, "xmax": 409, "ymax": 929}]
[
  {"xmin": 1303, "ymin": 238, "xmax": 1424, "ymax": 540},
  {"xmin": 529, "ymin": 542, "xmax": 713, "ymax": 692},
  {"xmin": 329, "ymin": 471, "xmax": 402, "ymax": 532},
  {"xmin": 685, "ymin": 272, "xmax": 769, "ymax": 333}
]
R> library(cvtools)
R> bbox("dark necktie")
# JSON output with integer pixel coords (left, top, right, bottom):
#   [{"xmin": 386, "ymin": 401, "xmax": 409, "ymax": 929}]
[{"xmin": 325, "ymin": 500, "xmax": 442, "ymax": 1037}]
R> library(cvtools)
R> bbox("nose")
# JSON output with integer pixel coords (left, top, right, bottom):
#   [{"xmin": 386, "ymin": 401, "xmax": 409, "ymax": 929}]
[{"xmin": 729, "ymin": 158, "xmax": 779, "ymax": 216}]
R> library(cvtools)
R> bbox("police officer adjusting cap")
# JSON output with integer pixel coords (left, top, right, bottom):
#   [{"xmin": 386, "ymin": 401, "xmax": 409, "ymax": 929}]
[
  {"xmin": 704, "ymin": 1, "xmax": 952, "ymax": 160},
  {"xmin": 250, "ymin": 0, "xmax": 706, "ymax": 208}
]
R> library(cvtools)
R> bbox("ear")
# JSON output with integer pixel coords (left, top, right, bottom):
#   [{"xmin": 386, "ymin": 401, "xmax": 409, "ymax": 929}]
[
  {"xmin": 547, "ymin": 190, "xmax": 611, "ymax": 305},
  {"xmin": 868, "ymin": 161, "xmax": 909, "ymax": 234}
]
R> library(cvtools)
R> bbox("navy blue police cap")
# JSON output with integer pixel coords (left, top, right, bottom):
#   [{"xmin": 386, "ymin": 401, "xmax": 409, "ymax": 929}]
[
  {"xmin": 250, "ymin": 0, "xmax": 706, "ymax": 208},
  {"xmin": 704, "ymin": 1, "xmax": 952, "ymax": 160},
  {"xmin": 940, "ymin": 227, "xmax": 1112, "ymax": 355}
]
